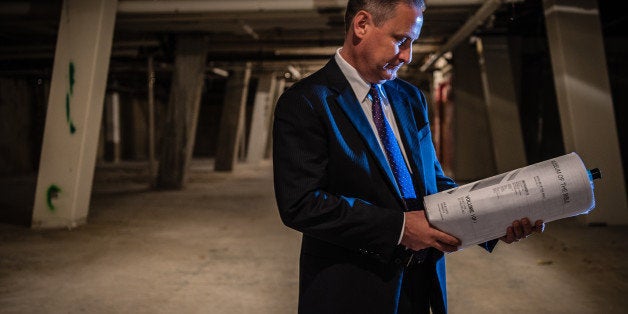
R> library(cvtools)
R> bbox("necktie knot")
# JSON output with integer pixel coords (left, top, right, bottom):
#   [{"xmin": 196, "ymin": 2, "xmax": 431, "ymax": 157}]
[{"xmin": 369, "ymin": 84, "xmax": 380, "ymax": 104}]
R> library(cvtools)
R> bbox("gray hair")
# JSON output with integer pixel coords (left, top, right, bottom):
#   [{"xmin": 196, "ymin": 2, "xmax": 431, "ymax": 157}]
[{"xmin": 344, "ymin": 0, "xmax": 426, "ymax": 33}]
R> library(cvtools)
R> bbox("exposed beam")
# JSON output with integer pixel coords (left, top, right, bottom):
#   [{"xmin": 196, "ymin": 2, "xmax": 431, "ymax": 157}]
[
  {"xmin": 117, "ymin": 0, "xmax": 345, "ymax": 14},
  {"xmin": 419, "ymin": 0, "xmax": 504, "ymax": 72}
]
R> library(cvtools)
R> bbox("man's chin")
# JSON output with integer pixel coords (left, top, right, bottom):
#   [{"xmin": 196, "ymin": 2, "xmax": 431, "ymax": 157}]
[
  {"xmin": 381, "ymin": 71, "xmax": 398, "ymax": 81},
  {"xmin": 370, "ymin": 70, "xmax": 398, "ymax": 83}
]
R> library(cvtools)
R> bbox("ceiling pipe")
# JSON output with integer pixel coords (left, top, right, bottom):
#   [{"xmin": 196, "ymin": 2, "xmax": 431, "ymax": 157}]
[
  {"xmin": 240, "ymin": 22, "xmax": 259, "ymax": 40},
  {"xmin": 210, "ymin": 67, "xmax": 230, "ymax": 78},
  {"xmin": 419, "ymin": 0, "xmax": 504, "ymax": 72},
  {"xmin": 274, "ymin": 43, "xmax": 440, "ymax": 57}
]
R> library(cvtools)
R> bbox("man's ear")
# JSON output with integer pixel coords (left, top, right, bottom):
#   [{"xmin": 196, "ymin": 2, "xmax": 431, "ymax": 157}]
[{"xmin": 352, "ymin": 10, "xmax": 372, "ymax": 38}]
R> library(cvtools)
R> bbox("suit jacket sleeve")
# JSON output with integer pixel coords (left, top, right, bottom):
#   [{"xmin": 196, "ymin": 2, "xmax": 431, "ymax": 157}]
[{"xmin": 272, "ymin": 88, "xmax": 404, "ymax": 259}]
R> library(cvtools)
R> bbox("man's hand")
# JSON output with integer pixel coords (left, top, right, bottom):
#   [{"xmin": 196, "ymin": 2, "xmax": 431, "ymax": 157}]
[
  {"xmin": 400, "ymin": 211, "xmax": 460, "ymax": 252},
  {"xmin": 500, "ymin": 218, "xmax": 545, "ymax": 244}
]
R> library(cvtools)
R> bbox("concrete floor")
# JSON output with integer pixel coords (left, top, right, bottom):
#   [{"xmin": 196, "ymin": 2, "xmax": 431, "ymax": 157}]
[{"xmin": 1, "ymin": 160, "xmax": 627, "ymax": 313}]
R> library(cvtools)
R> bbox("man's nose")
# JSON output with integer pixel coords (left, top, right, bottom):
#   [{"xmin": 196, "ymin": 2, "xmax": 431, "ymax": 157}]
[{"xmin": 399, "ymin": 46, "xmax": 412, "ymax": 64}]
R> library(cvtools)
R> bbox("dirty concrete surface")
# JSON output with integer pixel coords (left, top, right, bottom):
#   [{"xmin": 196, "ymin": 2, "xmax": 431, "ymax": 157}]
[{"xmin": 1, "ymin": 160, "xmax": 627, "ymax": 313}]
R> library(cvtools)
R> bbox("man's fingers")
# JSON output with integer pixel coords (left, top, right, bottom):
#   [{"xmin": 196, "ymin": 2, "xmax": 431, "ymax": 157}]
[
  {"xmin": 502, "ymin": 226, "xmax": 515, "ymax": 243},
  {"xmin": 402, "ymin": 212, "xmax": 462, "ymax": 252},
  {"xmin": 434, "ymin": 241, "xmax": 458, "ymax": 253},
  {"xmin": 501, "ymin": 219, "xmax": 546, "ymax": 244},
  {"xmin": 522, "ymin": 218, "xmax": 533, "ymax": 237},
  {"xmin": 427, "ymin": 229, "xmax": 460, "ymax": 252},
  {"xmin": 512, "ymin": 220, "xmax": 523, "ymax": 239},
  {"xmin": 433, "ymin": 229, "xmax": 460, "ymax": 247}
]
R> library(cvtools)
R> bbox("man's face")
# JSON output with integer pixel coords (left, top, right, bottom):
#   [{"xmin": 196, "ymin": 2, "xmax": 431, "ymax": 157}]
[{"xmin": 358, "ymin": 4, "xmax": 423, "ymax": 84}]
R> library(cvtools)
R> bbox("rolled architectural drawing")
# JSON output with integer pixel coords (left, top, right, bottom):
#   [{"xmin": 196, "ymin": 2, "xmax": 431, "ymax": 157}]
[{"xmin": 424, "ymin": 152, "xmax": 599, "ymax": 249}]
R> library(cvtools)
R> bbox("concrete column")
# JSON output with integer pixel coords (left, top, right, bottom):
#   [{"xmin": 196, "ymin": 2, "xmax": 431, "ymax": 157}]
[
  {"xmin": 451, "ymin": 42, "xmax": 496, "ymax": 182},
  {"xmin": 215, "ymin": 62, "xmax": 252, "ymax": 171},
  {"xmin": 147, "ymin": 56, "xmax": 156, "ymax": 181},
  {"xmin": 543, "ymin": 0, "xmax": 628, "ymax": 224},
  {"xmin": 246, "ymin": 72, "xmax": 277, "ymax": 164},
  {"xmin": 105, "ymin": 91, "xmax": 121, "ymax": 163},
  {"xmin": 97, "ymin": 115, "xmax": 106, "ymax": 163},
  {"xmin": 130, "ymin": 98, "xmax": 148, "ymax": 160},
  {"xmin": 31, "ymin": 0, "xmax": 117, "ymax": 229},
  {"xmin": 265, "ymin": 77, "xmax": 285, "ymax": 159},
  {"xmin": 156, "ymin": 35, "xmax": 208, "ymax": 189},
  {"xmin": 476, "ymin": 36, "xmax": 528, "ymax": 172}
]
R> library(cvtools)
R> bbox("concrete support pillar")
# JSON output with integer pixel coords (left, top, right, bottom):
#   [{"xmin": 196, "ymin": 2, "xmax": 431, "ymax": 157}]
[
  {"xmin": 451, "ymin": 42, "xmax": 496, "ymax": 181},
  {"xmin": 246, "ymin": 72, "xmax": 277, "ymax": 164},
  {"xmin": 147, "ymin": 56, "xmax": 156, "ymax": 181},
  {"xmin": 105, "ymin": 91, "xmax": 121, "ymax": 163},
  {"xmin": 476, "ymin": 36, "xmax": 527, "ymax": 172},
  {"xmin": 130, "ymin": 98, "xmax": 148, "ymax": 160},
  {"xmin": 97, "ymin": 114, "xmax": 106, "ymax": 163},
  {"xmin": 265, "ymin": 77, "xmax": 285, "ymax": 159},
  {"xmin": 31, "ymin": 0, "xmax": 117, "ymax": 229},
  {"xmin": 156, "ymin": 35, "xmax": 208, "ymax": 189},
  {"xmin": 215, "ymin": 63, "xmax": 252, "ymax": 171},
  {"xmin": 543, "ymin": 0, "xmax": 628, "ymax": 224}
]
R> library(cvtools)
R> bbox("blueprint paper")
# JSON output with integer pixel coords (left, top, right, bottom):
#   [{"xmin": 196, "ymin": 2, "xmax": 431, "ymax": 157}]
[{"xmin": 424, "ymin": 152, "xmax": 596, "ymax": 249}]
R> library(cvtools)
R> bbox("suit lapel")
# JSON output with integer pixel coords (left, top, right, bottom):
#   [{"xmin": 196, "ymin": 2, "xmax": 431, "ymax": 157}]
[
  {"xmin": 334, "ymin": 86, "xmax": 402, "ymax": 197},
  {"xmin": 384, "ymin": 82, "xmax": 427, "ymax": 197},
  {"xmin": 322, "ymin": 59, "xmax": 401, "ymax": 197}
]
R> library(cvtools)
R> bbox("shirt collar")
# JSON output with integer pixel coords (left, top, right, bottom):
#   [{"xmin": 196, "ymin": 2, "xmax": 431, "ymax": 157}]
[{"xmin": 334, "ymin": 48, "xmax": 374, "ymax": 103}]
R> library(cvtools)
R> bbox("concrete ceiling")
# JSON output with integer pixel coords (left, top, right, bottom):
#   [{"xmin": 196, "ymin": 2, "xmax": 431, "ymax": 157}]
[{"xmin": 0, "ymin": 0, "xmax": 538, "ymax": 76}]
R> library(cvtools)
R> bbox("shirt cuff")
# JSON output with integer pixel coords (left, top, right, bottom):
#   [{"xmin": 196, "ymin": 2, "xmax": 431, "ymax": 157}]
[{"xmin": 397, "ymin": 212, "xmax": 406, "ymax": 245}]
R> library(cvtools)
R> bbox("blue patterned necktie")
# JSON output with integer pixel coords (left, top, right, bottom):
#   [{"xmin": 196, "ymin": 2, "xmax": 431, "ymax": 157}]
[
  {"xmin": 371, "ymin": 84, "xmax": 427, "ymax": 266},
  {"xmin": 370, "ymin": 84, "xmax": 417, "ymax": 200}
]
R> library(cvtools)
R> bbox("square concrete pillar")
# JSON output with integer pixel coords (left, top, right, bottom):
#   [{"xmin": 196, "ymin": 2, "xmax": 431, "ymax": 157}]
[
  {"xmin": 451, "ymin": 42, "xmax": 496, "ymax": 181},
  {"xmin": 156, "ymin": 35, "xmax": 209, "ymax": 189},
  {"xmin": 32, "ymin": 0, "xmax": 117, "ymax": 229},
  {"xmin": 265, "ymin": 77, "xmax": 286, "ymax": 159},
  {"xmin": 476, "ymin": 36, "xmax": 528, "ymax": 172},
  {"xmin": 246, "ymin": 72, "xmax": 277, "ymax": 164},
  {"xmin": 215, "ymin": 63, "xmax": 252, "ymax": 171},
  {"xmin": 544, "ymin": 0, "xmax": 628, "ymax": 224}
]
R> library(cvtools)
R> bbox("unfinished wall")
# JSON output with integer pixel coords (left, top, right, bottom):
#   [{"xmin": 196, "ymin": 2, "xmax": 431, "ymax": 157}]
[{"xmin": 0, "ymin": 78, "xmax": 38, "ymax": 175}]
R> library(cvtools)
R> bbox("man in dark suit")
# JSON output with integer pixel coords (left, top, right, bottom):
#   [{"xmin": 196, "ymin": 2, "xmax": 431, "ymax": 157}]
[{"xmin": 273, "ymin": 1, "xmax": 544, "ymax": 313}]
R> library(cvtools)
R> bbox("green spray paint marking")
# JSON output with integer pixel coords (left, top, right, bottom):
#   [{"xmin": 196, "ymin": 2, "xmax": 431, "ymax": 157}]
[
  {"xmin": 66, "ymin": 62, "xmax": 76, "ymax": 134},
  {"xmin": 46, "ymin": 184, "xmax": 61, "ymax": 211},
  {"xmin": 69, "ymin": 62, "xmax": 75, "ymax": 94}
]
